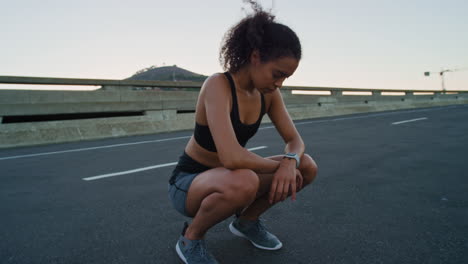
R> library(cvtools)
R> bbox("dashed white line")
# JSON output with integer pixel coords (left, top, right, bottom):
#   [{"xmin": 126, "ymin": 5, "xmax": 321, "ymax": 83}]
[
  {"xmin": 82, "ymin": 146, "xmax": 268, "ymax": 181},
  {"xmin": 260, "ymin": 106, "xmax": 447, "ymax": 129},
  {"xmin": 259, "ymin": 125, "xmax": 275, "ymax": 130},
  {"xmin": 1, "ymin": 104, "xmax": 465, "ymax": 161},
  {"xmin": 83, "ymin": 162, "xmax": 178, "ymax": 181},
  {"xmin": 246, "ymin": 146, "xmax": 268, "ymax": 151},
  {"xmin": 392, "ymin": 117, "xmax": 428, "ymax": 125}
]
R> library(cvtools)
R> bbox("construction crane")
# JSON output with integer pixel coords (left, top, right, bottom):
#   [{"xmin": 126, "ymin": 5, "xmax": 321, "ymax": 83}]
[{"xmin": 424, "ymin": 68, "xmax": 467, "ymax": 92}]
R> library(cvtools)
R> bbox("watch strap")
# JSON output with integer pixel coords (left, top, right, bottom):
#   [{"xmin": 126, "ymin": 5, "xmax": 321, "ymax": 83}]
[{"xmin": 283, "ymin": 153, "xmax": 300, "ymax": 169}]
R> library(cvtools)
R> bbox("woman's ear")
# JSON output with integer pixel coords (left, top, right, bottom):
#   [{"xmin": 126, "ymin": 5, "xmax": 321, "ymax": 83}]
[{"xmin": 249, "ymin": 50, "xmax": 261, "ymax": 66}]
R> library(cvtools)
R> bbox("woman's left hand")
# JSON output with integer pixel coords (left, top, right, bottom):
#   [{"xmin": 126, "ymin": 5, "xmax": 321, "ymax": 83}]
[{"xmin": 269, "ymin": 159, "xmax": 297, "ymax": 204}]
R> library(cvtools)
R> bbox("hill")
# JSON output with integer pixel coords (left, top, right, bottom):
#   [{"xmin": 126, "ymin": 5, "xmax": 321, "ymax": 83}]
[{"xmin": 126, "ymin": 65, "xmax": 208, "ymax": 82}]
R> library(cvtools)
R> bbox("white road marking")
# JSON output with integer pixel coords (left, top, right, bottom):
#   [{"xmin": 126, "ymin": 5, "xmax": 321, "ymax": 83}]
[
  {"xmin": 83, "ymin": 162, "xmax": 178, "ymax": 181},
  {"xmin": 0, "ymin": 136, "xmax": 191, "ymax": 161},
  {"xmin": 301, "ymin": 108, "xmax": 434, "ymax": 123},
  {"xmin": 245, "ymin": 146, "xmax": 268, "ymax": 151},
  {"xmin": 82, "ymin": 146, "xmax": 268, "ymax": 181},
  {"xmin": 392, "ymin": 117, "xmax": 428, "ymax": 125},
  {"xmin": 2, "ymin": 104, "xmax": 465, "ymax": 161},
  {"xmin": 259, "ymin": 125, "xmax": 275, "ymax": 130},
  {"xmin": 261, "ymin": 107, "xmax": 445, "ymax": 129},
  {"xmin": 294, "ymin": 119, "xmax": 332, "ymax": 126}
]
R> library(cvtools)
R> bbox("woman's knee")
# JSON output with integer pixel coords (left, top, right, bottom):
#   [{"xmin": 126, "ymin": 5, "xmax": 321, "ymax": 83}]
[
  {"xmin": 300, "ymin": 154, "xmax": 318, "ymax": 185},
  {"xmin": 223, "ymin": 169, "xmax": 259, "ymax": 203},
  {"xmin": 185, "ymin": 168, "xmax": 258, "ymax": 216}
]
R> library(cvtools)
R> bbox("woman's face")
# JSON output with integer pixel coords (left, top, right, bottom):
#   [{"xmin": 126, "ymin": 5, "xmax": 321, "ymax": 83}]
[{"xmin": 251, "ymin": 55, "xmax": 299, "ymax": 94}]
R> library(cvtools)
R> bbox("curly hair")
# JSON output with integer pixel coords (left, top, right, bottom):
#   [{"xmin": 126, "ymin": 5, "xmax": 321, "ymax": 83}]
[{"xmin": 219, "ymin": 0, "xmax": 302, "ymax": 73}]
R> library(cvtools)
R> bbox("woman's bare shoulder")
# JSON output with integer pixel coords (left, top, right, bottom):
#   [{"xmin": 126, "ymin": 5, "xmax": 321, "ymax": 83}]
[
  {"xmin": 199, "ymin": 73, "xmax": 232, "ymax": 103},
  {"xmin": 202, "ymin": 72, "xmax": 229, "ymax": 91}
]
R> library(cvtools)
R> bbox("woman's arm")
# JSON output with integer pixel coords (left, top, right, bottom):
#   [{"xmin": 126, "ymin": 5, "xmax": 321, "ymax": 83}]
[
  {"xmin": 266, "ymin": 89, "xmax": 306, "ymax": 203},
  {"xmin": 203, "ymin": 74, "xmax": 280, "ymax": 174},
  {"xmin": 268, "ymin": 89, "xmax": 305, "ymax": 159}
]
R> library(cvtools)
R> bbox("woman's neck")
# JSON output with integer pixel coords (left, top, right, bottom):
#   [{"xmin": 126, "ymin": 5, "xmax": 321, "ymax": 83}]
[{"xmin": 231, "ymin": 67, "xmax": 256, "ymax": 95}]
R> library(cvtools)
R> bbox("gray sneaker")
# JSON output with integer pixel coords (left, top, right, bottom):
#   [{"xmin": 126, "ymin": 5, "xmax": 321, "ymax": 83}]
[
  {"xmin": 229, "ymin": 217, "xmax": 283, "ymax": 250},
  {"xmin": 175, "ymin": 222, "xmax": 219, "ymax": 264}
]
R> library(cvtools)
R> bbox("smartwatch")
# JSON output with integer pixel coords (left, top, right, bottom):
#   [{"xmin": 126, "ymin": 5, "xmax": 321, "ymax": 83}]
[{"xmin": 283, "ymin": 153, "xmax": 300, "ymax": 169}]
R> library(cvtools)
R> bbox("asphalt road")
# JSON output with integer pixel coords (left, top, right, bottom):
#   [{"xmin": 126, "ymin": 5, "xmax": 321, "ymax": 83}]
[{"xmin": 1, "ymin": 105, "xmax": 468, "ymax": 264}]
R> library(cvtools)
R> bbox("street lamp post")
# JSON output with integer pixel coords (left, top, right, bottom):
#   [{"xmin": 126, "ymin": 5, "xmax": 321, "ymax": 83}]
[{"xmin": 424, "ymin": 68, "xmax": 465, "ymax": 93}]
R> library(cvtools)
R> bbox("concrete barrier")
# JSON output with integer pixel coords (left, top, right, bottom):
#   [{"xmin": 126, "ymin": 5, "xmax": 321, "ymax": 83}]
[{"xmin": 1, "ymin": 76, "xmax": 467, "ymax": 148}]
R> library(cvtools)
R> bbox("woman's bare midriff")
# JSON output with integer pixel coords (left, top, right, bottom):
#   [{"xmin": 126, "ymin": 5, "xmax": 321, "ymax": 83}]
[{"xmin": 184, "ymin": 136, "xmax": 224, "ymax": 169}]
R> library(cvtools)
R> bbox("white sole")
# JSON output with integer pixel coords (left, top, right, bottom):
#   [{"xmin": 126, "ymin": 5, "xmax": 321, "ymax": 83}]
[
  {"xmin": 175, "ymin": 242, "xmax": 188, "ymax": 264},
  {"xmin": 229, "ymin": 222, "xmax": 283, "ymax": 250}
]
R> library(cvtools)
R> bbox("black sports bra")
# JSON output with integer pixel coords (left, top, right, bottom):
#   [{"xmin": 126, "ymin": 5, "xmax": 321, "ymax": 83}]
[{"xmin": 193, "ymin": 72, "xmax": 265, "ymax": 152}]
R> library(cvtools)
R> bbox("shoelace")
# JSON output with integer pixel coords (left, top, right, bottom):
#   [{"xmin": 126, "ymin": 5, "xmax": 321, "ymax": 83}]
[
  {"xmin": 188, "ymin": 240, "xmax": 208, "ymax": 260},
  {"xmin": 252, "ymin": 219, "xmax": 268, "ymax": 235}
]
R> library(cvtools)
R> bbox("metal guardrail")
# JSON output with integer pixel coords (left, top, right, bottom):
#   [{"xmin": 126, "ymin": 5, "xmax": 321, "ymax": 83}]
[
  {"xmin": 1, "ymin": 75, "xmax": 467, "ymax": 148},
  {"xmin": 1, "ymin": 75, "xmax": 466, "ymax": 93},
  {"xmin": 0, "ymin": 76, "xmax": 202, "ymax": 88}
]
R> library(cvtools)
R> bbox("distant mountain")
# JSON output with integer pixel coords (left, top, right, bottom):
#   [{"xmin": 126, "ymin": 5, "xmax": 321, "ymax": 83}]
[{"xmin": 126, "ymin": 65, "xmax": 208, "ymax": 82}]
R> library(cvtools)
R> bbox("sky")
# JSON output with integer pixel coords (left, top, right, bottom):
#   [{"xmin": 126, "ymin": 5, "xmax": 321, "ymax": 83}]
[{"xmin": 1, "ymin": 0, "xmax": 467, "ymax": 91}]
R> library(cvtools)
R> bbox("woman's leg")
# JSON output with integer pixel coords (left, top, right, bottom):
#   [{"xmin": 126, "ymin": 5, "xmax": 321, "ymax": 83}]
[
  {"xmin": 183, "ymin": 167, "xmax": 260, "ymax": 240},
  {"xmin": 240, "ymin": 153, "xmax": 318, "ymax": 220}
]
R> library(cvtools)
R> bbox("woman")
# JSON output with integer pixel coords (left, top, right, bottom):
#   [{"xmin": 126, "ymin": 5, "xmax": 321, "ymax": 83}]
[{"xmin": 168, "ymin": 2, "xmax": 318, "ymax": 263}]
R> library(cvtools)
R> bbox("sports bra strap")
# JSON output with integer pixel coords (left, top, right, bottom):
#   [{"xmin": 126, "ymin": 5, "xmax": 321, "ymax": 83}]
[
  {"xmin": 223, "ymin": 72, "xmax": 239, "ymax": 117},
  {"xmin": 224, "ymin": 72, "xmax": 265, "ymax": 122}
]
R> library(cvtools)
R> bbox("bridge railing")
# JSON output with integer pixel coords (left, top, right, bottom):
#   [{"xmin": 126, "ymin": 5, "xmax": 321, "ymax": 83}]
[
  {"xmin": 1, "ymin": 75, "xmax": 461, "ymax": 92},
  {"xmin": 0, "ymin": 75, "xmax": 467, "ymax": 148}
]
